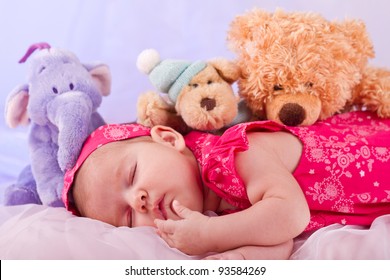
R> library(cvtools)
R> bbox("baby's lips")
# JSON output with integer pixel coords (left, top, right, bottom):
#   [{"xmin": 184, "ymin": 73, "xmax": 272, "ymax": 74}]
[{"xmin": 159, "ymin": 199, "xmax": 168, "ymax": 220}]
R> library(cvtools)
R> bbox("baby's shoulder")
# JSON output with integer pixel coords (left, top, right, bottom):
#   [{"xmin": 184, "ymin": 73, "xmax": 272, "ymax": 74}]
[
  {"xmin": 246, "ymin": 130, "xmax": 298, "ymax": 148},
  {"xmin": 244, "ymin": 131, "xmax": 302, "ymax": 173}
]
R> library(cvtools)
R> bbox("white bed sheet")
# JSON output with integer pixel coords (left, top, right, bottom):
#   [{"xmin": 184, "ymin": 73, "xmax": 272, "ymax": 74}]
[
  {"xmin": 0, "ymin": 204, "xmax": 195, "ymax": 260},
  {"xmin": 291, "ymin": 215, "xmax": 390, "ymax": 259},
  {"xmin": 1, "ymin": 203, "xmax": 389, "ymax": 260}
]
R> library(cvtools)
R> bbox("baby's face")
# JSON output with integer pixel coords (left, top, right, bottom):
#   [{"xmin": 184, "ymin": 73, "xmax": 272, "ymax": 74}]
[{"xmin": 73, "ymin": 129, "xmax": 204, "ymax": 228}]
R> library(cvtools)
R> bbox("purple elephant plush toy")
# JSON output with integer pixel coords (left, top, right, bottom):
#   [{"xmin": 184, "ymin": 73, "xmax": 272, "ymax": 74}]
[{"xmin": 4, "ymin": 43, "xmax": 111, "ymax": 206}]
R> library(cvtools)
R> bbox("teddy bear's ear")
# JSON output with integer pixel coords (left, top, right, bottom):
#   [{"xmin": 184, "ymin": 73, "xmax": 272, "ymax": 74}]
[
  {"xmin": 208, "ymin": 59, "xmax": 241, "ymax": 84},
  {"xmin": 330, "ymin": 19, "xmax": 375, "ymax": 61},
  {"xmin": 227, "ymin": 8, "xmax": 273, "ymax": 52}
]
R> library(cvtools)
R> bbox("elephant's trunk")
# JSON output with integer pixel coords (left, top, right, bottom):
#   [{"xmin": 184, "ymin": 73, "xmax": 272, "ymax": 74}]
[{"xmin": 47, "ymin": 91, "xmax": 93, "ymax": 171}]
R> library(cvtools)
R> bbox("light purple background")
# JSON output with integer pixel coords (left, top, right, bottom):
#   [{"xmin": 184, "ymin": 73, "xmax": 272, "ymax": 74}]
[{"xmin": 0, "ymin": 0, "xmax": 389, "ymax": 202}]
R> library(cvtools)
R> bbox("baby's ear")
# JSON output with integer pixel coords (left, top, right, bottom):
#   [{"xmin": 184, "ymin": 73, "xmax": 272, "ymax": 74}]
[{"xmin": 150, "ymin": 125, "xmax": 186, "ymax": 151}]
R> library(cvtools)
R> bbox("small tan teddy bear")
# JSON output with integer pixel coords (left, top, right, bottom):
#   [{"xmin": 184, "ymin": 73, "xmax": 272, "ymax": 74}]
[
  {"xmin": 136, "ymin": 49, "xmax": 241, "ymax": 132},
  {"xmin": 227, "ymin": 8, "xmax": 390, "ymax": 126}
]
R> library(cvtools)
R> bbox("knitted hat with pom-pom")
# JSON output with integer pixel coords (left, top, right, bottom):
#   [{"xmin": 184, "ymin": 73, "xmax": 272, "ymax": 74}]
[{"xmin": 137, "ymin": 49, "xmax": 207, "ymax": 103}]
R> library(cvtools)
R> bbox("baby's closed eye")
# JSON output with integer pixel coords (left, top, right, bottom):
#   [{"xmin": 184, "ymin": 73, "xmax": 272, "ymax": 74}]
[
  {"xmin": 126, "ymin": 207, "xmax": 133, "ymax": 227},
  {"xmin": 128, "ymin": 163, "xmax": 137, "ymax": 186}
]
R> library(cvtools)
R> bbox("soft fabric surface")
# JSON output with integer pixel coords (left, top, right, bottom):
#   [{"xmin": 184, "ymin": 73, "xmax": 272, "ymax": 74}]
[
  {"xmin": 291, "ymin": 215, "xmax": 390, "ymax": 259},
  {"xmin": 0, "ymin": 204, "xmax": 389, "ymax": 260},
  {"xmin": 0, "ymin": 204, "xmax": 194, "ymax": 260}
]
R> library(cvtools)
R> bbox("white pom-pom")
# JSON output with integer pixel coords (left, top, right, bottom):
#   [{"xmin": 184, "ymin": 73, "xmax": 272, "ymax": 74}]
[{"xmin": 136, "ymin": 49, "xmax": 160, "ymax": 74}]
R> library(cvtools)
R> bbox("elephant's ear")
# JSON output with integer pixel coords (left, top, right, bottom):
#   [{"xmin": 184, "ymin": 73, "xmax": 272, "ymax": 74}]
[
  {"xmin": 5, "ymin": 84, "xmax": 30, "ymax": 128},
  {"xmin": 85, "ymin": 63, "xmax": 112, "ymax": 96}
]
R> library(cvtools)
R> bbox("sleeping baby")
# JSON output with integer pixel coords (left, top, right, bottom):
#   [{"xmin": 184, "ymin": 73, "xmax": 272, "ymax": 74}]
[{"xmin": 62, "ymin": 111, "xmax": 390, "ymax": 259}]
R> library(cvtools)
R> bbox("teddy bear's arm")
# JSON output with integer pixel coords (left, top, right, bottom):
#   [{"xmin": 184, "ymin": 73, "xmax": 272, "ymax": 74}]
[
  {"xmin": 353, "ymin": 66, "xmax": 390, "ymax": 117},
  {"xmin": 137, "ymin": 91, "xmax": 189, "ymax": 132}
]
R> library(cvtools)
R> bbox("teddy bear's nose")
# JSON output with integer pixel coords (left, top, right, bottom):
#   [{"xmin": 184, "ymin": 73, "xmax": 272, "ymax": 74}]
[
  {"xmin": 200, "ymin": 98, "xmax": 217, "ymax": 111},
  {"xmin": 278, "ymin": 103, "xmax": 306, "ymax": 126}
]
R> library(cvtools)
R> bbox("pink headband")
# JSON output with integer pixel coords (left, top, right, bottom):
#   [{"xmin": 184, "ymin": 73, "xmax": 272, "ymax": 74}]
[{"xmin": 62, "ymin": 123, "xmax": 151, "ymax": 215}]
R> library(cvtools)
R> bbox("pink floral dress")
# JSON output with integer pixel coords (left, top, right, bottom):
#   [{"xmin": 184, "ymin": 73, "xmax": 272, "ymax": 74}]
[{"xmin": 184, "ymin": 111, "xmax": 390, "ymax": 231}]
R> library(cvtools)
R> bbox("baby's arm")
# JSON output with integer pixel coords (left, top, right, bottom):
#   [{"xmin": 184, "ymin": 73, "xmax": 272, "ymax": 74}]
[{"xmin": 156, "ymin": 131, "xmax": 310, "ymax": 255}]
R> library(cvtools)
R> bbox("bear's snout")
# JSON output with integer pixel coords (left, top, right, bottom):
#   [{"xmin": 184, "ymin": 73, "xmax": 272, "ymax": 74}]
[
  {"xmin": 278, "ymin": 103, "xmax": 306, "ymax": 126},
  {"xmin": 200, "ymin": 97, "xmax": 217, "ymax": 111}
]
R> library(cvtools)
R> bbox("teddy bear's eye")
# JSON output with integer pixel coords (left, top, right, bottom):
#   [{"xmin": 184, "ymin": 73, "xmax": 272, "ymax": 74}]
[
  {"xmin": 191, "ymin": 83, "xmax": 199, "ymax": 88},
  {"xmin": 52, "ymin": 87, "xmax": 58, "ymax": 94},
  {"xmin": 207, "ymin": 80, "xmax": 213, "ymax": 85},
  {"xmin": 273, "ymin": 84, "xmax": 283, "ymax": 91},
  {"xmin": 306, "ymin": 82, "xmax": 314, "ymax": 88}
]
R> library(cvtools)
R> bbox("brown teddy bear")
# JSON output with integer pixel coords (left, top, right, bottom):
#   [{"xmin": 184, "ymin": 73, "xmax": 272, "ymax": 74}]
[
  {"xmin": 227, "ymin": 8, "xmax": 390, "ymax": 126},
  {"xmin": 136, "ymin": 49, "xmax": 241, "ymax": 132}
]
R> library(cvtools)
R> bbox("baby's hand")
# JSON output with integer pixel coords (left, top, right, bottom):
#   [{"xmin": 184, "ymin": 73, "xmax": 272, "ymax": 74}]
[{"xmin": 154, "ymin": 200, "xmax": 211, "ymax": 255}]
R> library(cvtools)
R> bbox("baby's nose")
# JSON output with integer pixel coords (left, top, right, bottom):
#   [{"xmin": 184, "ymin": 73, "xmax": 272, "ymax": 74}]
[
  {"xmin": 126, "ymin": 189, "xmax": 148, "ymax": 213},
  {"xmin": 134, "ymin": 193, "xmax": 148, "ymax": 213}
]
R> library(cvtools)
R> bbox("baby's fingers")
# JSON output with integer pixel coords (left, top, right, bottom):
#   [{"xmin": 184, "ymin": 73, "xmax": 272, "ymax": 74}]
[
  {"xmin": 172, "ymin": 200, "xmax": 193, "ymax": 219},
  {"xmin": 154, "ymin": 218, "xmax": 176, "ymax": 234},
  {"xmin": 154, "ymin": 220, "xmax": 177, "ymax": 248}
]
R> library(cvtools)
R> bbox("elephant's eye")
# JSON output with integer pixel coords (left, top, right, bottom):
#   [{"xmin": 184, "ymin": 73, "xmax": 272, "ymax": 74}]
[
  {"xmin": 69, "ymin": 83, "xmax": 74, "ymax": 90},
  {"xmin": 52, "ymin": 87, "xmax": 58, "ymax": 94},
  {"xmin": 38, "ymin": 66, "xmax": 46, "ymax": 74},
  {"xmin": 273, "ymin": 84, "xmax": 283, "ymax": 91}
]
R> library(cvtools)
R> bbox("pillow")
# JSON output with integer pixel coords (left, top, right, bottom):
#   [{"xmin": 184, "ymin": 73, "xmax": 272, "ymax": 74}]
[
  {"xmin": 2, "ymin": 204, "xmax": 389, "ymax": 259},
  {"xmin": 0, "ymin": 204, "xmax": 196, "ymax": 259},
  {"xmin": 291, "ymin": 214, "xmax": 390, "ymax": 259}
]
